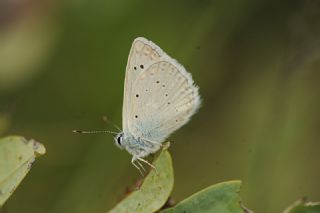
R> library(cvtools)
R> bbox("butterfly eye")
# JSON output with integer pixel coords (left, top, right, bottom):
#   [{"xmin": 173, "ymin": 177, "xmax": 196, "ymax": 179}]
[
  {"xmin": 115, "ymin": 133, "xmax": 124, "ymax": 149},
  {"xmin": 117, "ymin": 136, "xmax": 122, "ymax": 146}
]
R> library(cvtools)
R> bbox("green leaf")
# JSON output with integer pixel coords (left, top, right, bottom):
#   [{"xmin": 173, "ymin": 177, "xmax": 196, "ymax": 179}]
[
  {"xmin": 108, "ymin": 150, "xmax": 174, "ymax": 213},
  {"xmin": 0, "ymin": 136, "xmax": 46, "ymax": 207},
  {"xmin": 160, "ymin": 180, "xmax": 245, "ymax": 213},
  {"xmin": 283, "ymin": 199, "xmax": 320, "ymax": 213}
]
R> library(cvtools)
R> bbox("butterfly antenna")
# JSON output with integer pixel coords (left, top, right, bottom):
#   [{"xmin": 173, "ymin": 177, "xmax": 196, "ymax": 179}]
[
  {"xmin": 102, "ymin": 116, "xmax": 121, "ymax": 131},
  {"xmin": 72, "ymin": 129, "xmax": 118, "ymax": 135}
]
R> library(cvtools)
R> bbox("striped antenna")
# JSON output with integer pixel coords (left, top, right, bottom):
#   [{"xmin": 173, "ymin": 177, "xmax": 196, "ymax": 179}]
[{"xmin": 72, "ymin": 130, "xmax": 118, "ymax": 135}]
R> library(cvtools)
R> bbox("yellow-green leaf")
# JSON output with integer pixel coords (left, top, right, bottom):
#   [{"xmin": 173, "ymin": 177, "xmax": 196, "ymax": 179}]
[
  {"xmin": 108, "ymin": 150, "xmax": 174, "ymax": 213},
  {"xmin": 0, "ymin": 136, "xmax": 46, "ymax": 206},
  {"xmin": 160, "ymin": 180, "xmax": 244, "ymax": 213}
]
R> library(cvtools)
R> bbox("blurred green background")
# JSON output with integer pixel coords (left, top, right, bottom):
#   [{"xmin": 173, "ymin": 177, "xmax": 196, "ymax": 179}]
[{"xmin": 1, "ymin": 0, "xmax": 319, "ymax": 212}]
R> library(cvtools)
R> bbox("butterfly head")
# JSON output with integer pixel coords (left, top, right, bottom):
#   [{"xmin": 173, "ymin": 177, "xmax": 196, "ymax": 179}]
[{"xmin": 114, "ymin": 132, "xmax": 124, "ymax": 149}]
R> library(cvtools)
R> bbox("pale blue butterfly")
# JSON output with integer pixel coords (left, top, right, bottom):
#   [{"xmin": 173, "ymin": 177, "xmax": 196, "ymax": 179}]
[{"xmin": 75, "ymin": 37, "xmax": 201, "ymax": 175}]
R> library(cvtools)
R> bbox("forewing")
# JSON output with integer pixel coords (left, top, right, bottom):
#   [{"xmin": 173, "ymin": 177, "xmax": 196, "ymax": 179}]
[{"xmin": 122, "ymin": 37, "xmax": 164, "ymax": 133}]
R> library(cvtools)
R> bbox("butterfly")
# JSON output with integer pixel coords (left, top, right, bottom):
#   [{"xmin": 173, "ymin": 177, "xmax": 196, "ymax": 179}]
[
  {"xmin": 114, "ymin": 37, "xmax": 201, "ymax": 174},
  {"xmin": 74, "ymin": 37, "xmax": 201, "ymax": 175}
]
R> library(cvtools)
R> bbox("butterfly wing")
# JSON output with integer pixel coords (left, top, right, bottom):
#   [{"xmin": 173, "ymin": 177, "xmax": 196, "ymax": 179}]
[
  {"xmin": 124, "ymin": 39, "xmax": 201, "ymax": 143},
  {"xmin": 122, "ymin": 37, "xmax": 164, "ymax": 134}
]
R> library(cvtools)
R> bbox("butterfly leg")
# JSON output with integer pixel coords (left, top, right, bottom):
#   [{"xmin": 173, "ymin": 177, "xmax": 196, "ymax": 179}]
[
  {"xmin": 131, "ymin": 157, "xmax": 144, "ymax": 176},
  {"xmin": 137, "ymin": 157, "xmax": 157, "ymax": 173},
  {"xmin": 136, "ymin": 160, "xmax": 146, "ymax": 172}
]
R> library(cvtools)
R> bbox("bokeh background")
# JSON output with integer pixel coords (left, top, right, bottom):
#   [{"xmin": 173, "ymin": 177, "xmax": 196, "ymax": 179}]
[{"xmin": 1, "ymin": 0, "xmax": 320, "ymax": 212}]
